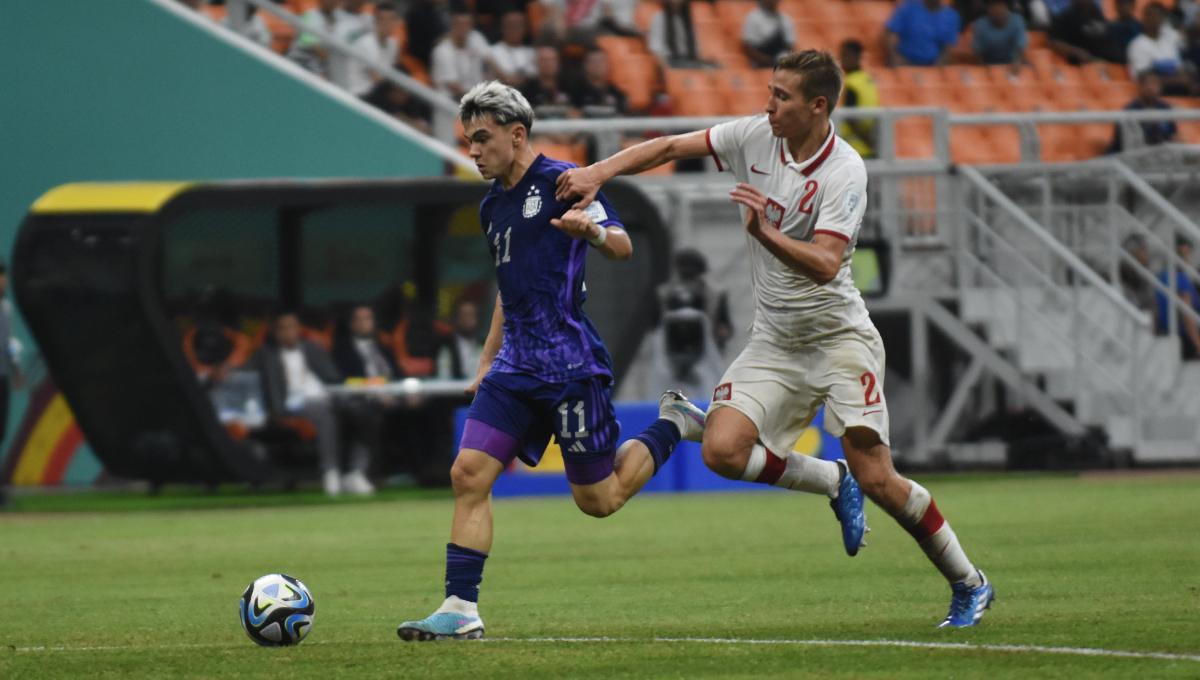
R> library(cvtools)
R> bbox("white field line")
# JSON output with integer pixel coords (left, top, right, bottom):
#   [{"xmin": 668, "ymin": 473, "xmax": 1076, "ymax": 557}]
[{"xmin": 7, "ymin": 636, "xmax": 1200, "ymax": 663}]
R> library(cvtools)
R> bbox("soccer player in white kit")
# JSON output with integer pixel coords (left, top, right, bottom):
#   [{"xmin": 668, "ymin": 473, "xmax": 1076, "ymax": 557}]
[{"xmin": 557, "ymin": 50, "xmax": 995, "ymax": 628}]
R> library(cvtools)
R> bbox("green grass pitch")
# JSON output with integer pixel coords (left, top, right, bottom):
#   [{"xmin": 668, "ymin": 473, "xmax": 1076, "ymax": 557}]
[{"xmin": 1, "ymin": 472, "xmax": 1198, "ymax": 679}]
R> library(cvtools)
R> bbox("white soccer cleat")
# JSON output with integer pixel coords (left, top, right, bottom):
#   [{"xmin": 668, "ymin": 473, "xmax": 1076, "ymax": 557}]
[
  {"xmin": 342, "ymin": 470, "xmax": 375, "ymax": 496},
  {"xmin": 659, "ymin": 390, "xmax": 707, "ymax": 442}
]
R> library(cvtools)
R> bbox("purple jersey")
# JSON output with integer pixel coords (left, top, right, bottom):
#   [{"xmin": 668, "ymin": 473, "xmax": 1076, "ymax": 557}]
[{"xmin": 480, "ymin": 154, "xmax": 623, "ymax": 384}]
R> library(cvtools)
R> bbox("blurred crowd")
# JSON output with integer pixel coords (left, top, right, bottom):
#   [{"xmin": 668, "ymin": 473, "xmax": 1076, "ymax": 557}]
[{"xmin": 179, "ymin": 287, "xmax": 486, "ymax": 496}]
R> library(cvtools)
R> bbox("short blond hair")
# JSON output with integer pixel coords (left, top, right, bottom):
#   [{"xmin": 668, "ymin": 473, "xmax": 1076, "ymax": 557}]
[{"xmin": 775, "ymin": 50, "xmax": 844, "ymax": 113}]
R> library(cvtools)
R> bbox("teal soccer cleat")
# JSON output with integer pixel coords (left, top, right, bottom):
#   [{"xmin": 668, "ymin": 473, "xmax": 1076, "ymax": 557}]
[
  {"xmin": 829, "ymin": 459, "xmax": 868, "ymax": 556},
  {"xmin": 939, "ymin": 570, "xmax": 995, "ymax": 628},
  {"xmin": 397, "ymin": 611, "xmax": 485, "ymax": 641}
]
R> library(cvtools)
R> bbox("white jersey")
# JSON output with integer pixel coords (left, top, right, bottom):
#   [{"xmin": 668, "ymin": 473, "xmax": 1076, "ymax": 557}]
[{"xmin": 707, "ymin": 114, "xmax": 872, "ymax": 347}]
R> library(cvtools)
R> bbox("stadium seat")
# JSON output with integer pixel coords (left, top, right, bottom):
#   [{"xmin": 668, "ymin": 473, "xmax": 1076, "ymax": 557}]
[
  {"xmin": 944, "ymin": 65, "xmax": 991, "ymax": 90},
  {"xmin": 716, "ymin": 69, "xmax": 770, "ymax": 116},
  {"xmin": 608, "ymin": 53, "xmax": 659, "ymax": 112},
  {"xmin": 1165, "ymin": 97, "xmax": 1200, "ymax": 143},
  {"xmin": 895, "ymin": 117, "xmax": 935, "ymax": 158},
  {"xmin": 894, "ymin": 66, "xmax": 949, "ymax": 87},
  {"xmin": 716, "ymin": 0, "xmax": 757, "ymax": 38},
  {"xmin": 202, "ymin": 4, "xmax": 227, "ymax": 21},
  {"xmin": 665, "ymin": 69, "xmax": 723, "ymax": 116},
  {"xmin": 695, "ymin": 21, "xmax": 751, "ymax": 69},
  {"xmin": 951, "ymin": 127, "xmax": 995, "ymax": 164},
  {"xmin": 534, "ymin": 141, "xmax": 588, "ymax": 167}
]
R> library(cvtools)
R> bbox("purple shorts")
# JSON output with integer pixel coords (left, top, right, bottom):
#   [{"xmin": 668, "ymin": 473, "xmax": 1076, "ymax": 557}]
[{"xmin": 459, "ymin": 372, "xmax": 619, "ymax": 485}]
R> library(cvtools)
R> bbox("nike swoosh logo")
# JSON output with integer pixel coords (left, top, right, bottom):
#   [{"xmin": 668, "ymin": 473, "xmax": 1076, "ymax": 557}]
[
  {"xmin": 862, "ymin": 409, "xmax": 883, "ymax": 416},
  {"xmin": 750, "ymin": 164, "xmax": 770, "ymax": 175}
]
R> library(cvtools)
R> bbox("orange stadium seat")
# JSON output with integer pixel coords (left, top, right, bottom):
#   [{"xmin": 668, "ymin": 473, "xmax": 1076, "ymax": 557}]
[
  {"xmin": 665, "ymin": 69, "xmax": 723, "ymax": 116},
  {"xmin": 895, "ymin": 117, "xmax": 935, "ymax": 158},
  {"xmin": 1165, "ymin": 97, "xmax": 1200, "ymax": 143},
  {"xmin": 854, "ymin": 0, "xmax": 897, "ymax": 26},
  {"xmin": 535, "ymin": 142, "xmax": 587, "ymax": 167},
  {"xmin": 695, "ymin": 20, "xmax": 751, "ymax": 69},
  {"xmin": 894, "ymin": 66, "xmax": 949, "ymax": 87},
  {"xmin": 608, "ymin": 53, "xmax": 659, "ymax": 112},
  {"xmin": 716, "ymin": 0, "xmax": 758, "ymax": 37},
  {"xmin": 717, "ymin": 69, "xmax": 771, "ymax": 116},
  {"xmin": 689, "ymin": 1, "xmax": 717, "ymax": 24},
  {"xmin": 944, "ymin": 65, "xmax": 991, "ymax": 90}
]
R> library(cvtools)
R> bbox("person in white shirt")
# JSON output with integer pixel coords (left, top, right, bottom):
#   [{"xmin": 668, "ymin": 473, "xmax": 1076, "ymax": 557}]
[
  {"xmin": 648, "ymin": 0, "xmax": 703, "ymax": 67},
  {"xmin": 289, "ymin": 0, "xmax": 344, "ymax": 77},
  {"xmin": 742, "ymin": 0, "xmax": 797, "ymax": 67},
  {"xmin": 490, "ymin": 10, "xmax": 536, "ymax": 86},
  {"xmin": 540, "ymin": 0, "xmax": 640, "ymax": 35},
  {"xmin": 222, "ymin": 5, "xmax": 272, "ymax": 49},
  {"xmin": 345, "ymin": 2, "xmax": 401, "ymax": 97},
  {"xmin": 556, "ymin": 49, "xmax": 995, "ymax": 629},
  {"xmin": 431, "ymin": 5, "xmax": 496, "ymax": 99},
  {"xmin": 1127, "ymin": 2, "xmax": 1199, "ymax": 95}
]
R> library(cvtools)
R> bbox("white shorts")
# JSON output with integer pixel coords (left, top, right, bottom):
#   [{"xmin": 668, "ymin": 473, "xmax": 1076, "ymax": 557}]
[{"xmin": 707, "ymin": 325, "xmax": 891, "ymax": 454}]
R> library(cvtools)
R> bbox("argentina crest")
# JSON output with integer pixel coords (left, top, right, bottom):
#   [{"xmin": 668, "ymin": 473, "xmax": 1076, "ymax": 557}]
[{"xmin": 522, "ymin": 186, "xmax": 542, "ymax": 218}]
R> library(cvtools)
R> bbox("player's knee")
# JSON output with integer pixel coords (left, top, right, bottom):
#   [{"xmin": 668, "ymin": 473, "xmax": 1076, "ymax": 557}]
[
  {"xmin": 701, "ymin": 438, "xmax": 750, "ymax": 479},
  {"xmin": 450, "ymin": 455, "xmax": 491, "ymax": 497},
  {"xmin": 575, "ymin": 495, "xmax": 622, "ymax": 518}
]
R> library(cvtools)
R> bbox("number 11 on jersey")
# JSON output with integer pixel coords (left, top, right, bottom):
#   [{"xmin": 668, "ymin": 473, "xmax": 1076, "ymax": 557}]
[{"xmin": 493, "ymin": 226, "xmax": 512, "ymax": 265}]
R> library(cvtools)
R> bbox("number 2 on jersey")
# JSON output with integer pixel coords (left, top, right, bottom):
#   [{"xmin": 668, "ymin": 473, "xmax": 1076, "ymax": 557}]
[
  {"xmin": 860, "ymin": 371, "xmax": 881, "ymax": 406},
  {"xmin": 493, "ymin": 226, "xmax": 512, "ymax": 266}
]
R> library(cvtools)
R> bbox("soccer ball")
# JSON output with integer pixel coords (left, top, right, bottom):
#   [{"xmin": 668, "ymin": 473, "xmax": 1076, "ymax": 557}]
[{"xmin": 238, "ymin": 573, "xmax": 315, "ymax": 646}]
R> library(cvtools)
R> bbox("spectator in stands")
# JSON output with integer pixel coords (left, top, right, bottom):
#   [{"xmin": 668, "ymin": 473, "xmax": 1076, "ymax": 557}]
[
  {"xmin": 1110, "ymin": 0, "xmax": 1144, "ymax": 53},
  {"xmin": 178, "ymin": 0, "xmax": 203, "ymax": 10},
  {"xmin": 438, "ymin": 299, "xmax": 485, "ymax": 379},
  {"xmin": 364, "ymin": 78, "xmax": 435, "ymax": 133},
  {"xmin": 406, "ymin": 0, "xmax": 450, "ymax": 68},
  {"xmin": 742, "ymin": 0, "xmax": 797, "ymax": 68},
  {"xmin": 333, "ymin": 305, "xmax": 401, "ymax": 382},
  {"xmin": 490, "ymin": 10, "xmax": 537, "ymax": 86},
  {"xmin": 839, "ymin": 40, "xmax": 880, "ymax": 159},
  {"xmin": 431, "ymin": 3, "xmax": 495, "ymax": 99},
  {"xmin": 1119, "ymin": 234, "xmax": 1158, "ymax": 317},
  {"xmin": 541, "ymin": 0, "xmax": 641, "ymax": 37},
  {"xmin": 520, "ymin": 46, "xmax": 578, "ymax": 120},
  {"xmin": 1128, "ymin": 2, "xmax": 1199, "ymax": 94},
  {"xmin": 649, "ymin": 0, "xmax": 704, "ymax": 68},
  {"xmin": 570, "ymin": 48, "xmax": 628, "ymax": 117},
  {"xmin": 1156, "ymin": 237, "xmax": 1200, "ymax": 358},
  {"xmin": 1050, "ymin": 0, "xmax": 1123, "ymax": 63},
  {"xmin": 972, "ymin": 0, "xmax": 1029, "ymax": 66},
  {"xmin": 290, "ymin": 0, "xmax": 344, "ymax": 77},
  {"xmin": 345, "ymin": 2, "xmax": 400, "ymax": 98},
  {"xmin": 1109, "ymin": 70, "xmax": 1178, "ymax": 151},
  {"xmin": 886, "ymin": 0, "xmax": 962, "ymax": 66},
  {"xmin": 222, "ymin": 4, "xmax": 272, "ymax": 49},
  {"xmin": 251, "ymin": 311, "xmax": 354, "ymax": 496},
  {"xmin": 340, "ymin": 0, "xmax": 375, "ymax": 40},
  {"xmin": 1186, "ymin": 21, "xmax": 1200, "ymax": 75}
]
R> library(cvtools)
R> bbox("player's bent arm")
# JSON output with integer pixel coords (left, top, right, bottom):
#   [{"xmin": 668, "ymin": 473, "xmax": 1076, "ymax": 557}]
[
  {"xmin": 551, "ymin": 209, "xmax": 633, "ymax": 260},
  {"xmin": 754, "ymin": 230, "xmax": 846, "ymax": 285},
  {"xmin": 554, "ymin": 130, "xmax": 712, "ymax": 207}
]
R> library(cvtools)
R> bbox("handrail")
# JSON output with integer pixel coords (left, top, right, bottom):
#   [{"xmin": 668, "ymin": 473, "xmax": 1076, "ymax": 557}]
[
  {"xmin": 957, "ymin": 165, "xmax": 1151, "ymax": 326},
  {"xmin": 950, "ymin": 109, "xmax": 1200, "ymax": 125},
  {"xmin": 1107, "ymin": 159, "xmax": 1200, "ymax": 247}
]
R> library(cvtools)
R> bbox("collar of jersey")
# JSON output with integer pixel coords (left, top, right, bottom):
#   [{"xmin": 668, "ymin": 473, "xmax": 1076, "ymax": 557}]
[
  {"xmin": 495, "ymin": 153, "xmax": 546, "ymax": 196},
  {"xmin": 779, "ymin": 125, "xmax": 836, "ymax": 176}
]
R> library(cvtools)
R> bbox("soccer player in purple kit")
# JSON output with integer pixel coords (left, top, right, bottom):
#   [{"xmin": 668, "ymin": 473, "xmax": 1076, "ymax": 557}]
[{"xmin": 397, "ymin": 82, "xmax": 705, "ymax": 641}]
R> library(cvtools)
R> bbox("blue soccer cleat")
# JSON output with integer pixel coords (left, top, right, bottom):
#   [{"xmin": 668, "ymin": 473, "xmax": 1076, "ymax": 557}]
[
  {"xmin": 397, "ymin": 611, "xmax": 485, "ymax": 641},
  {"xmin": 939, "ymin": 570, "xmax": 995, "ymax": 628},
  {"xmin": 829, "ymin": 459, "xmax": 868, "ymax": 556}
]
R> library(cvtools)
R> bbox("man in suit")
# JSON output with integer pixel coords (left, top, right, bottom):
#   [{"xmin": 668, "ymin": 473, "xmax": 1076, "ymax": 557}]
[{"xmin": 252, "ymin": 310, "xmax": 370, "ymax": 496}]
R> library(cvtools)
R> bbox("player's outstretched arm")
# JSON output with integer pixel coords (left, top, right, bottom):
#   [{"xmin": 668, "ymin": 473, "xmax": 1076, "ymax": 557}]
[
  {"xmin": 551, "ymin": 209, "xmax": 633, "ymax": 261},
  {"xmin": 467, "ymin": 293, "xmax": 505, "ymax": 396},
  {"xmin": 730, "ymin": 183, "xmax": 845, "ymax": 285},
  {"xmin": 555, "ymin": 130, "xmax": 713, "ymax": 209}
]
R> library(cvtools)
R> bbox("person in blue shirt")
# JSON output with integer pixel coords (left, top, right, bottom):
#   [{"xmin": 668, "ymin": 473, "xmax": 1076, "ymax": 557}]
[
  {"xmin": 972, "ymin": 0, "xmax": 1029, "ymax": 65},
  {"xmin": 396, "ymin": 81, "xmax": 705, "ymax": 642},
  {"xmin": 886, "ymin": 0, "xmax": 962, "ymax": 66},
  {"xmin": 1156, "ymin": 237, "xmax": 1200, "ymax": 359},
  {"xmin": 1109, "ymin": 71, "xmax": 1178, "ymax": 152}
]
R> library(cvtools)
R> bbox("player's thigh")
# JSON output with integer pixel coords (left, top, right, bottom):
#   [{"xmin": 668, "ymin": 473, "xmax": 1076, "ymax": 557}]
[
  {"xmin": 459, "ymin": 373, "xmax": 539, "ymax": 468},
  {"xmin": 545, "ymin": 375, "xmax": 620, "ymax": 487},
  {"xmin": 707, "ymin": 339, "xmax": 823, "ymax": 456},
  {"xmin": 820, "ymin": 327, "xmax": 891, "ymax": 447}
]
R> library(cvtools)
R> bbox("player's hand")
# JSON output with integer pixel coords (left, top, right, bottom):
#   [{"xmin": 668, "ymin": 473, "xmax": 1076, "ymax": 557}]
[
  {"xmin": 729, "ymin": 183, "xmax": 769, "ymax": 236},
  {"xmin": 465, "ymin": 364, "xmax": 490, "ymax": 397},
  {"xmin": 550, "ymin": 209, "xmax": 599, "ymax": 241},
  {"xmin": 555, "ymin": 166, "xmax": 601, "ymax": 209}
]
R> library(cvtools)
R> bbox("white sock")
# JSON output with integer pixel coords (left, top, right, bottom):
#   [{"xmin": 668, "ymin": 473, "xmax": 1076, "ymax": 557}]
[
  {"xmin": 741, "ymin": 444, "xmax": 841, "ymax": 496},
  {"xmin": 899, "ymin": 481, "xmax": 980, "ymax": 587},
  {"xmin": 435, "ymin": 595, "xmax": 479, "ymax": 616}
]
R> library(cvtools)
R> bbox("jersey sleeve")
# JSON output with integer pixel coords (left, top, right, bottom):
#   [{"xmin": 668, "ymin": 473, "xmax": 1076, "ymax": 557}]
[
  {"xmin": 813, "ymin": 163, "xmax": 867, "ymax": 243},
  {"xmin": 586, "ymin": 190, "xmax": 623, "ymax": 229},
  {"xmin": 706, "ymin": 115, "xmax": 760, "ymax": 179}
]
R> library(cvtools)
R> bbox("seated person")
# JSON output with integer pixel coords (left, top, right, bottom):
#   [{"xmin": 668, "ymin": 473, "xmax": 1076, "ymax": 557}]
[
  {"xmin": 886, "ymin": 0, "xmax": 962, "ymax": 66},
  {"xmin": 569, "ymin": 48, "xmax": 628, "ymax": 117},
  {"xmin": 1128, "ymin": 2, "xmax": 1198, "ymax": 94},
  {"xmin": 1050, "ymin": 0, "xmax": 1124, "ymax": 63},
  {"xmin": 1155, "ymin": 237, "xmax": 1200, "ymax": 359},
  {"xmin": 333, "ymin": 305, "xmax": 402, "ymax": 382},
  {"xmin": 742, "ymin": 0, "xmax": 797, "ymax": 67},
  {"xmin": 250, "ymin": 311, "xmax": 372, "ymax": 496},
  {"xmin": 1109, "ymin": 71, "xmax": 1178, "ymax": 152},
  {"xmin": 972, "ymin": 0, "xmax": 1029, "ymax": 66},
  {"xmin": 648, "ymin": 0, "xmax": 707, "ymax": 68}
]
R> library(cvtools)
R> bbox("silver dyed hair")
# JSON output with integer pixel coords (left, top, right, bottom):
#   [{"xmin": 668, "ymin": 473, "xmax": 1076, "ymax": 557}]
[{"xmin": 458, "ymin": 80, "xmax": 534, "ymax": 132}]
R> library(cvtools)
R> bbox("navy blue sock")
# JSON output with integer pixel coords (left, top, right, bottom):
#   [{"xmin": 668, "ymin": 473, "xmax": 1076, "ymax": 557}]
[
  {"xmin": 634, "ymin": 419, "xmax": 682, "ymax": 474},
  {"xmin": 445, "ymin": 542, "xmax": 488, "ymax": 603}
]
